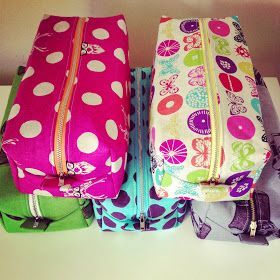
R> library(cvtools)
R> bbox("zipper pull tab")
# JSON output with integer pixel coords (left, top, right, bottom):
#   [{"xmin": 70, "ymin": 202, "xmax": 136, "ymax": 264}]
[
  {"xmin": 140, "ymin": 213, "xmax": 146, "ymax": 231},
  {"xmin": 209, "ymin": 178, "xmax": 216, "ymax": 187},
  {"xmin": 250, "ymin": 221, "xmax": 257, "ymax": 237},
  {"xmin": 33, "ymin": 218, "xmax": 40, "ymax": 229},
  {"xmin": 59, "ymin": 173, "xmax": 65, "ymax": 187}
]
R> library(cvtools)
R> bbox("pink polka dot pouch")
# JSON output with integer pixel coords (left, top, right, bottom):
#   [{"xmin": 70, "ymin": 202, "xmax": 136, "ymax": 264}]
[{"xmin": 2, "ymin": 15, "xmax": 130, "ymax": 199}]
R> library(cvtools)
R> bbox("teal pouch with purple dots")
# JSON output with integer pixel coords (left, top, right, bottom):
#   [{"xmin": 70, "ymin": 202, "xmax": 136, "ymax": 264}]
[{"xmin": 93, "ymin": 67, "xmax": 187, "ymax": 231}]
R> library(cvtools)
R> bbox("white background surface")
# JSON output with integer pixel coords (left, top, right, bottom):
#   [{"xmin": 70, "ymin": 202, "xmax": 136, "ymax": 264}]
[
  {"xmin": 1, "ymin": 0, "xmax": 280, "ymax": 84},
  {"xmin": 0, "ymin": 78, "xmax": 280, "ymax": 280}
]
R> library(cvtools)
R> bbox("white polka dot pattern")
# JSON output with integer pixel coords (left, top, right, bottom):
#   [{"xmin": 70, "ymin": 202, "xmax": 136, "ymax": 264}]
[
  {"xmin": 117, "ymin": 19, "xmax": 127, "ymax": 35},
  {"xmin": 87, "ymin": 60, "xmax": 106, "ymax": 72},
  {"xmin": 111, "ymin": 81, "xmax": 123, "ymax": 98},
  {"xmin": 92, "ymin": 28, "xmax": 109, "ymax": 39},
  {"xmin": 77, "ymin": 132, "xmax": 99, "ymax": 154},
  {"xmin": 22, "ymin": 66, "xmax": 34, "ymax": 81},
  {"xmin": 33, "ymin": 82, "xmax": 54, "ymax": 96},
  {"xmin": 114, "ymin": 48, "xmax": 126, "ymax": 64},
  {"xmin": 105, "ymin": 157, "xmax": 111, "ymax": 167},
  {"xmin": 82, "ymin": 92, "xmax": 102, "ymax": 106},
  {"xmin": 8, "ymin": 104, "xmax": 20, "ymax": 121},
  {"xmin": 25, "ymin": 168, "xmax": 46, "ymax": 176},
  {"xmin": 53, "ymin": 21, "xmax": 70, "ymax": 32},
  {"xmin": 49, "ymin": 151, "xmax": 55, "ymax": 167},
  {"xmin": 111, "ymin": 157, "xmax": 122, "ymax": 173},
  {"xmin": 17, "ymin": 167, "xmax": 25, "ymax": 179},
  {"xmin": 106, "ymin": 119, "xmax": 118, "ymax": 140},
  {"xmin": 33, "ymin": 189, "xmax": 53, "ymax": 196},
  {"xmin": 20, "ymin": 120, "xmax": 42, "ymax": 138},
  {"xmin": 46, "ymin": 52, "xmax": 63, "ymax": 64}
]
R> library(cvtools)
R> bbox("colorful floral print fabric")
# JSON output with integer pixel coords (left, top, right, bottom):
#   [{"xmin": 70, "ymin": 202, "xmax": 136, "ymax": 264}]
[
  {"xmin": 150, "ymin": 16, "xmax": 270, "ymax": 201},
  {"xmin": 2, "ymin": 15, "xmax": 130, "ymax": 199}
]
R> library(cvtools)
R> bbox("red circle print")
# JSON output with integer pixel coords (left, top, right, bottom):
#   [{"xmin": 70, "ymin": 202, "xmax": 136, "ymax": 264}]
[
  {"xmin": 157, "ymin": 94, "xmax": 183, "ymax": 115},
  {"xmin": 219, "ymin": 73, "xmax": 243, "ymax": 92}
]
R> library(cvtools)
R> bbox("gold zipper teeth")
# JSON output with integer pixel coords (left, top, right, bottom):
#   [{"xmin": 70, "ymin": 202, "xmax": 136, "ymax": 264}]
[
  {"xmin": 250, "ymin": 197, "xmax": 256, "ymax": 221},
  {"xmin": 29, "ymin": 194, "xmax": 42, "ymax": 219},
  {"xmin": 56, "ymin": 99, "xmax": 68, "ymax": 173},
  {"xmin": 137, "ymin": 69, "xmax": 145, "ymax": 230},
  {"xmin": 199, "ymin": 18, "xmax": 221, "ymax": 183},
  {"xmin": 249, "ymin": 196, "xmax": 257, "ymax": 237},
  {"xmin": 54, "ymin": 18, "xmax": 85, "ymax": 177}
]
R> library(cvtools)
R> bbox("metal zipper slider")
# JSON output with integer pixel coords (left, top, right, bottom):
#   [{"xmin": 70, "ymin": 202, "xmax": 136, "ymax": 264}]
[
  {"xmin": 249, "ymin": 195, "xmax": 257, "ymax": 237},
  {"xmin": 59, "ymin": 173, "xmax": 65, "ymax": 187},
  {"xmin": 209, "ymin": 177, "xmax": 216, "ymax": 187},
  {"xmin": 140, "ymin": 213, "xmax": 146, "ymax": 231},
  {"xmin": 250, "ymin": 221, "xmax": 257, "ymax": 237},
  {"xmin": 33, "ymin": 218, "xmax": 40, "ymax": 229}
]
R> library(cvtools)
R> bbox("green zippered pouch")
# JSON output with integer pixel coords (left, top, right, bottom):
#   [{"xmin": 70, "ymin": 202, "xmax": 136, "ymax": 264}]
[{"xmin": 0, "ymin": 67, "xmax": 94, "ymax": 233}]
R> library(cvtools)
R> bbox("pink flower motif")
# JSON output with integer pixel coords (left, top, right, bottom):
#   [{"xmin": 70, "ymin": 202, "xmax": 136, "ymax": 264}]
[
  {"xmin": 159, "ymin": 139, "xmax": 187, "ymax": 164},
  {"xmin": 188, "ymin": 66, "xmax": 206, "ymax": 87},
  {"xmin": 159, "ymin": 74, "xmax": 179, "ymax": 96},
  {"xmin": 183, "ymin": 32, "xmax": 202, "ymax": 51},
  {"xmin": 157, "ymin": 40, "xmax": 180, "ymax": 57},
  {"xmin": 191, "ymin": 137, "xmax": 211, "ymax": 168}
]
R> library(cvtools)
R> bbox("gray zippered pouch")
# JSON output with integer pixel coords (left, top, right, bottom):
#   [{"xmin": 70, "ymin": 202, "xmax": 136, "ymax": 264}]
[{"xmin": 190, "ymin": 69, "xmax": 280, "ymax": 245}]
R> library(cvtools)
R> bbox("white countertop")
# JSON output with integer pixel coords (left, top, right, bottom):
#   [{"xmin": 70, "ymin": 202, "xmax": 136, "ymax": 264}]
[{"xmin": 0, "ymin": 78, "xmax": 280, "ymax": 280}]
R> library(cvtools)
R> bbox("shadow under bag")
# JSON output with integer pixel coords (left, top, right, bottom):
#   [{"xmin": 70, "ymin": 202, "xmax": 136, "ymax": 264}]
[
  {"xmin": 190, "ymin": 70, "xmax": 280, "ymax": 245},
  {"xmin": 0, "ymin": 67, "xmax": 94, "ymax": 233},
  {"xmin": 93, "ymin": 68, "xmax": 187, "ymax": 231}
]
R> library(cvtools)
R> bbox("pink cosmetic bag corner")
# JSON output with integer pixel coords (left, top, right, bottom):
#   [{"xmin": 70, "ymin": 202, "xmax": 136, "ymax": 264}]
[{"xmin": 2, "ymin": 14, "xmax": 130, "ymax": 199}]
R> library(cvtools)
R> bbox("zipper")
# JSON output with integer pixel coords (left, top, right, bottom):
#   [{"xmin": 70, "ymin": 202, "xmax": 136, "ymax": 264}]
[
  {"xmin": 54, "ymin": 17, "xmax": 86, "ymax": 183},
  {"xmin": 139, "ymin": 213, "xmax": 146, "ymax": 230},
  {"xmin": 199, "ymin": 18, "xmax": 222, "ymax": 184},
  {"xmin": 136, "ymin": 68, "xmax": 146, "ymax": 231},
  {"xmin": 239, "ymin": 192, "xmax": 268, "ymax": 245},
  {"xmin": 28, "ymin": 194, "xmax": 43, "ymax": 228},
  {"xmin": 249, "ymin": 195, "xmax": 257, "ymax": 237}
]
